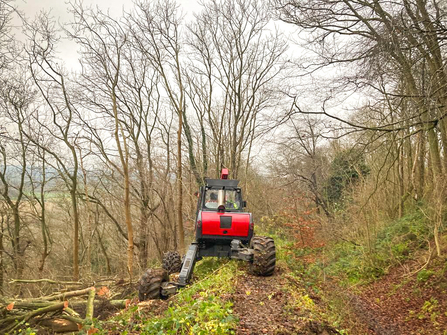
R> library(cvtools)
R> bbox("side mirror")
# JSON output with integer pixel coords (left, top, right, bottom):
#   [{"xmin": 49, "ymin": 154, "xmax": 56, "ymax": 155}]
[{"xmin": 242, "ymin": 201, "xmax": 247, "ymax": 208}]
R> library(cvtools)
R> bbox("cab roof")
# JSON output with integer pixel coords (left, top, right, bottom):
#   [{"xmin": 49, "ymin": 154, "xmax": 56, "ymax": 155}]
[{"xmin": 205, "ymin": 178, "xmax": 239, "ymax": 188}]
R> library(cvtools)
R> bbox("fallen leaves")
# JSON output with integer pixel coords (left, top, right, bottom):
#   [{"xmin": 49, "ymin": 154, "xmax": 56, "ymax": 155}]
[{"xmin": 97, "ymin": 286, "xmax": 110, "ymax": 298}]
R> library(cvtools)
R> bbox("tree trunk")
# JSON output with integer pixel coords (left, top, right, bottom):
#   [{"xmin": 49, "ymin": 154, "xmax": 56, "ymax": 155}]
[
  {"xmin": 439, "ymin": 117, "xmax": 447, "ymax": 174},
  {"xmin": 111, "ymin": 85, "xmax": 134, "ymax": 281},
  {"xmin": 79, "ymin": 151, "xmax": 93, "ymax": 273},
  {"xmin": 12, "ymin": 208, "xmax": 25, "ymax": 286},
  {"xmin": 398, "ymin": 144, "xmax": 405, "ymax": 218},
  {"xmin": 71, "ymin": 188, "xmax": 80, "ymax": 282},
  {"xmin": 123, "ymin": 138, "xmax": 134, "ymax": 280},
  {"xmin": 38, "ymin": 187, "xmax": 49, "ymax": 273},
  {"xmin": 136, "ymin": 150, "xmax": 149, "ymax": 270},
  {"xmin": 417, "ymin": 131, "xmax": 426, "ymax": 199},
  {"xmin": 427, "ymin": 127, "xmax": 443, "ymax": 179},
  {"xmin": 177, "ymin": 111, "xmax": 185, "ymax": 252},
  {"xmin": 0, "ymin": 214, "xmax": 3, "ymax": 295},
  {"xmin": 138, "ymin": 206, "xmax": 149, "ymax": 270}
]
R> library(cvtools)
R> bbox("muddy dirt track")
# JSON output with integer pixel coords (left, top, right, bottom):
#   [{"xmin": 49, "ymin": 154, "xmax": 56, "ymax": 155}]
[{"xmin": 232, "ymin": 267, "xmax": 340, "ymax": 335}]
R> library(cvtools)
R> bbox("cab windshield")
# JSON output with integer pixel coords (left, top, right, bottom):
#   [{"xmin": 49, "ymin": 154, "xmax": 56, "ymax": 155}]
[{"xmin": 204, "ymin": 189, "xmax": 241, "ymax": 211}]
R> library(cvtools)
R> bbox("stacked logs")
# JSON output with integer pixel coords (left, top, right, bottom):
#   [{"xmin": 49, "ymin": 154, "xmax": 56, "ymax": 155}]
[{"xmin": 1, "ymin": 280, "xmax": 130, "ymax": 333}]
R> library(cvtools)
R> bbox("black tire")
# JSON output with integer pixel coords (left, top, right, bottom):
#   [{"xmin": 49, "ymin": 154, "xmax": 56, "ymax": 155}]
[
  {"xmin": 249, "ymin": 236, "xmax": 276, "ymax": 276},
  {"xmin": 162, "ymin": 251, "xmax": 182, "ymax": 274},
  {"xmin": 138, "ymin": 268, "xmax": 168, "ymax": 301}
]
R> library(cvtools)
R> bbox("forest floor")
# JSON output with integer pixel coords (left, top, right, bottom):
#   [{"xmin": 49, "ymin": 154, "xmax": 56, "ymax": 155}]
[
  {"xmin": 352, "ymin": 252, "xmax": 447, "ymax": 334},
  {"xmin": 298, "ymin": 241, "xmax": 447, "ymax": 335},
  {"xmin": 90, "ymin": 261, "xmax": 345, "ymax": 334},
  {"xmin": 4, "ymin": 235, "xmax": 447, "ymax": 334},
  {"xmin": 100, "ymin": 255, "xmax": 447, "ymax": 335},
  {"xmin": 231, "ymin": 265, "xmax": 340, "ymax": 335},
  {"xmin": 98, "ymin": 262, "xmax": 347, "ymax": 335}
]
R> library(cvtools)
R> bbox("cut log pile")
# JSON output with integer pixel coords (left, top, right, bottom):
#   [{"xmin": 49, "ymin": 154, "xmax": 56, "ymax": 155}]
[{"xmin": 1, "ymin": 279, "xmax": 133, "ymax": 333}]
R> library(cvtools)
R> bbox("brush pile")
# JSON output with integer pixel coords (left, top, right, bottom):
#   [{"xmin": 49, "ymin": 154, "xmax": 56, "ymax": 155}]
[{"xmin": 0, "ymin": 279, "xmax": 132, "ymax": 333}]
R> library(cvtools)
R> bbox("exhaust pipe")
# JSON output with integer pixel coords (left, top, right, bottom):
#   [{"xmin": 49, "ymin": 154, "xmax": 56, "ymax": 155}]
[{"xmin": 217, "ymin": 189, "xmax": 225, "ymax": 212}]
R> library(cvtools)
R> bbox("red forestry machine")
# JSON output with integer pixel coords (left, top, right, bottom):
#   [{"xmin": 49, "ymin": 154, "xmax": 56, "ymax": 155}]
[{"xmin": 138, "ymin": 169, "xmax": 276, "ymax": 300}]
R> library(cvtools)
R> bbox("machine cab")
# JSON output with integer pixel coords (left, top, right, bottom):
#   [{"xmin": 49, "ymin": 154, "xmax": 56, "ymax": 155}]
[{"xmin": 202, "ymin": 184, "xmax": 243, "ymax": 212}]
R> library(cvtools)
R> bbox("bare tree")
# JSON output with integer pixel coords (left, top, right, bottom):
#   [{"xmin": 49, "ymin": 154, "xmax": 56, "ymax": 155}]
[
  {"xmin": 65, "ymin": 1, "xmax": 136, "ymax": 278},
  {"xmin": 272, "ymin": 0, "xmax": 447, "ymax": 183},
  {"xmin": 0, "ymin": 73, "xmax": 33, "ymax": 283},
  {"xmin": 274, "ymin": 116, "xmax": 331, "ymax": 216},
  {"xmin": 24, "ymin": 12, "xmax": 83, "ymax": 281},
  {"xmin": 188, "ymin": 0, "xmax": 288, "ymax": 179},
  {"xmin": 128, "ymin": 0, "xmax": 187, "ymax": 252}
]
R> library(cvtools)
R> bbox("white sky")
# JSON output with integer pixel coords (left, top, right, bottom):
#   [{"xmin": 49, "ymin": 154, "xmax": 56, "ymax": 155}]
[
  {"xmin": 15, "ymin": 0, "xmax": 202, "ymax": 69},
  {"xmin": 17, "ymin": 0, "xmax": 200, "ymax": 23}
]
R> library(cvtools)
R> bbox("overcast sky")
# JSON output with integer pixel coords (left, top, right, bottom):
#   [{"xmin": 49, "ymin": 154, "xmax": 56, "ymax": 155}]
[
  {"xmin": 15, "ymin": 0, "xmax": 201, "ymax": 69},
  {"xmin": 18, "ymin": 0, "xmax": 200, "ymax": 22}
]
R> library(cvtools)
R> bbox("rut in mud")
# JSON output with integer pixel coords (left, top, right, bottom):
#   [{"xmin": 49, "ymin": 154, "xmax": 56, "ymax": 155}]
[{"xmin": 230, "ymin": 265, "xmax": 418, "ymax": 335}]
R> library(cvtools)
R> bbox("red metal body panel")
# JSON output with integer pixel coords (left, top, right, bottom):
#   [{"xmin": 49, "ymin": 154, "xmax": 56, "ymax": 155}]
[{"xmin": 201, "ymin": 211, "xmax": 250, "ymax": 237}]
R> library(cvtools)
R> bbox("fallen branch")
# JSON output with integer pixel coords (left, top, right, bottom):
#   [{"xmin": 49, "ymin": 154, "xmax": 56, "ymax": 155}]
[
  {"xmin": 2, "ymin": 299, "xmax": 127, "ymax": 311},
  {"xmin": 64, "ymin": 306, "xmax": 80, "ymax": 317},
  {"xmin": 85, "ymin": 287, "xmax": 96, "ymax": 321},
  {"xmin": 9, "ymin": 279, "xmax": 83, "ymax": 286},
  {"xmin": 43, "ymin": 287, "xmax": 95, "ymax": 301},
  {"xmin": 403, "ymin": 240, "xmax": 433, "ymax": 278},
  {"xmin": 1, "ymin": 301, "xmax": 52, "ymax": 310},
  {"xmin": 69, "ymin": 299, "xmax": 127, "ymax": 310},
  {"xmin": 1, "ymin": 285, "xmax": 129, "ymax": 332}
]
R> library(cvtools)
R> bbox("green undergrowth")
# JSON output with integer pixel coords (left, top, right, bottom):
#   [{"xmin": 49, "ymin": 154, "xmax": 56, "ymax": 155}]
[
  {"xmin": 330, "ymin": 210, "xmax": 431, "ymax": 285},
  {"xmin": 141, "ymin": 259, "xmax": 240, "ymax": 334},
  {"xmin": 94, "ymin": 258, "xmax": 240, "ymax": 335},
  {"xmin": 283, "ymin": 210, "xmax": 433, "ymax": 287}
]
